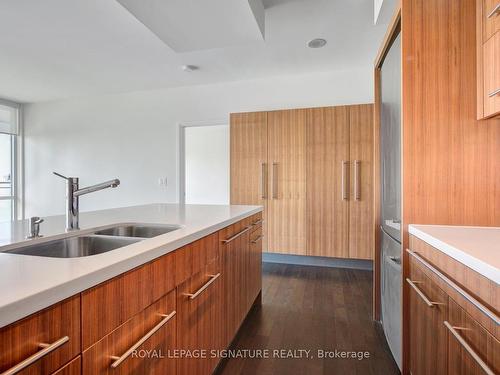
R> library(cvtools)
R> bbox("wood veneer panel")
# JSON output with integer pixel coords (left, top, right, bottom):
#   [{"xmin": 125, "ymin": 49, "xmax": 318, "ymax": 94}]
[
  {"xmin": 177, "ymin": 258, "xmax": 223, "ymax": 375},
  {"xmin": 448, "ymin": 298, "xmax": 500, "ymax": 375},
  {"xmin": 483, "ymin": 31, "xmax": 500, "ymax": 117},
  {"xmin": 230, "ymin": 112, "xmax": 269, "ymax": 251},
  {"xmin": 402, "ymin": 0, "xmax": 500, "ymax": 371},
  {"xmin": 82, "ymin": 290, "xmax": 176, "ymax": 375},
  {"xmin": 407, "ymin": 264, "xmax": 448, "ymax": 375},
  {"xmin": 349, "ymin": 104, "xmax": 374, "ymax": 260},
  {"xmin": 306, "ymin": 106, "xmax": 350, "ymax": 258},
  {"xmin": 483, "ymin": 0, "xmax": 500, "ymax": 42},
  {"xmin": 81, "ymin": 263, "xmax": 154, "ymax": 349},
  {"xmin": 409, "ymin": 236, "xmax": 499, "ymax": 339},
  {"xmin": 267, "ymin": 109, "xmax": 307, "ymax": 254},
  {"xmin": 0, "ymin": 296, "xmax": 81, "ymax": 375}
]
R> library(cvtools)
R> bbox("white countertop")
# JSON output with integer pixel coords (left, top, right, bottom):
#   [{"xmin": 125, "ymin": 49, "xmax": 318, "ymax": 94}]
[
  {"xmin": 0, "ymin": 203, "xmax": 262, "ymax": 328},
  {"xmin": 409, "ymin": 224, "xmax": 500, "ymax": 284}
]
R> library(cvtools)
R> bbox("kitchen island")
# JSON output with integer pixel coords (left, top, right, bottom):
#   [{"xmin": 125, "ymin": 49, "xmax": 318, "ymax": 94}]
[{"xmin": 0, "ymin": 203, "xmax": 263, "ymax": 375}]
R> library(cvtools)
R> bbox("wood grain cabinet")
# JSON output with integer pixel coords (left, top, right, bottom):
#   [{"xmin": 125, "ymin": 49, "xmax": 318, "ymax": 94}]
[
  {"xmin": 447, "ymin": 299, "xmax": 500, "ymax": 375},
  {"xmin": 477, "ymin": 0, "xmax": 500, "ymax": 119},
  {"xmin": 231, "ymin": 105, "xmax": 374, "ymax": 259},
  {"xmin": 82, "ymin": 290, "xmax": 176, "ymax": 375},
  {"xmin": 0, "ymin": 296, "xmax": 81, "ymax": 375},
  {"xmin": 177, "ymin": 258, "xmax": 223, "ymax": 375},
  {"xmin": 407, "ymin": 236, "xmax": 500, "ymax": 375},
  {"xmin": 407, "ymin": 261, "xmax": 448, "ymax": 375}
]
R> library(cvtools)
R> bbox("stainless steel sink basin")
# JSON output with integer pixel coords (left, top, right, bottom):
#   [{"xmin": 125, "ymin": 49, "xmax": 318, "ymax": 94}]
[
  {"xmin": 93, "ymin": 224, "xmax": 180, "ymax": 238},
  {"xmin": 3, "ymin": 235, "xmax": 141, "ymax": 258}
]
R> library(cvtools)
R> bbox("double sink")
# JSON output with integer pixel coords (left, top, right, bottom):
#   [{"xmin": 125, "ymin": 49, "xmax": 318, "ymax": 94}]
[{"xmin": 2, "ymin": 224, "xmax": 180, "ymax": 258}]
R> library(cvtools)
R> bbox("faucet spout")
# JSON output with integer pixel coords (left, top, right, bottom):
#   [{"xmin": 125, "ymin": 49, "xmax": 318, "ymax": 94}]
[
  {"xmin": 53, "ymin": 172, "xmax": 120, "ymax": 231},
  {"xmin": 74, "ymin": 179, "xmax": 121, "ymax": 197}
]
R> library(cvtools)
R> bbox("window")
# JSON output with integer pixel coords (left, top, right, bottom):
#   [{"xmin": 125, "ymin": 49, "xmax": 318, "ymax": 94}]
[{"xmin": 0, "ymin": 102, "xmax": 19, "ymax": 222}]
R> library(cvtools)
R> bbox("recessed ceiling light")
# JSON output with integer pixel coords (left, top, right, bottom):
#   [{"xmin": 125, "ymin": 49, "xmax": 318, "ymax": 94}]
[
  {"xmin": 307, "ymin": 38, "xmax": 327, "ymax": 48},
  {"xmin": 181, "ymin": 64, "xmax": 199, "ymax": 72}
]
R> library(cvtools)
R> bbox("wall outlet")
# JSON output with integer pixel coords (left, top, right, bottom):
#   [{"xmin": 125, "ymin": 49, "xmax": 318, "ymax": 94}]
[{"xmin": 158, "ymin": 177, "xmax": 168, "ymax": 187}]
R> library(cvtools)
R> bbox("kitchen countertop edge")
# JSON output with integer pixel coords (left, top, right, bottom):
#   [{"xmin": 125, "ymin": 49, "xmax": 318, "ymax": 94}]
[{"xmin": 408, "ymin": 224, "xmax": 500, "ymax": 285}]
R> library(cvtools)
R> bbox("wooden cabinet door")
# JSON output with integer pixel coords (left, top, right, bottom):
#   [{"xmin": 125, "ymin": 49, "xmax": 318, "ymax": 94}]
[
  {"xmin": 306, "ymin": 106, "xmax": 350, "ymax": 257},
  {"xmin": 483, "ymin": 0, "xmax": 500, "ymax": 42},
  {"xmin": 248, "ymin": 224, "xmax": 263, "ymax": 306},
  {"xmin": 483, "ymin": 31, "xmax": 500, "ymax": 118},
  {"xmin": 177, "ymin": 258, "xmax": 223, "ymax": 375},
  {"xmin": 0, "ymin": 296, "xmax": 81, "ymax": 375},
  {"xmin": 82, "ymin": 290, "xmax": 176, "ymax": 375},
  {"xmin": 267, "ymin": 109, "xmax": 307, "ymax": 254},
  {"xmin": 447, "ymin": 299, "xmax": 500, "ymax": 375},
  {"xmin": 348, "ymin": 104, "xmax": 374, "ymax": 259},
  {"xmin": 220, "ymin": 220, "xmax": 251, "ymax": 347},
  {"xmin": 230, "ymin": 112, "xmax": 269, "ymax": 251},
  {"xmin": 407, "ymin": 262, "xmax": 448, "ymax": 375}
]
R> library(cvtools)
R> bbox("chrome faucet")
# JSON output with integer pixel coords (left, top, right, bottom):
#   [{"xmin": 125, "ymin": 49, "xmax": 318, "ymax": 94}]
[{"xmin": 53, "ymin": 172, "xmax": 120, "ymax": 231}]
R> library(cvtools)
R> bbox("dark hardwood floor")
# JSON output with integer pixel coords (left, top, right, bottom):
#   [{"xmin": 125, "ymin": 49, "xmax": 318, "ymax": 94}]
[{"xmin": 216, "ymin": 262, "xmax": 400, "ymax": 375}]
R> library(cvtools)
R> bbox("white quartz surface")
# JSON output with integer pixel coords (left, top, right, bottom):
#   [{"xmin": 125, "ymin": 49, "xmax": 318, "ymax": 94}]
[
  {"xmin": 0, "ymin": 203, "xmax": 262, "ymax": 328},
  {"xmin": 409, "ymin": 224, "xmax": 500, "ymax": 284}
]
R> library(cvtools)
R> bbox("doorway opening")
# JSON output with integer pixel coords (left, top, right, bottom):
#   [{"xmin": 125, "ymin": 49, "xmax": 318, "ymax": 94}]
[{"xmin": 179, "ymin": 122, "xmax": 229, "ymax": 205}]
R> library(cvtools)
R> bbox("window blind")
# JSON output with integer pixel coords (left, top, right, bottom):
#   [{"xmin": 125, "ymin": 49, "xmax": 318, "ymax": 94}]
[{"xmin": 0, "ymin": 103, "xmax": 18, "ymax": 135}]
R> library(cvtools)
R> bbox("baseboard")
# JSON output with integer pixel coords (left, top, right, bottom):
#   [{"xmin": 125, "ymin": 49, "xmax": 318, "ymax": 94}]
[{"xmin": 262, "ymin": 253, "xmax": 373, "ymax": 271}]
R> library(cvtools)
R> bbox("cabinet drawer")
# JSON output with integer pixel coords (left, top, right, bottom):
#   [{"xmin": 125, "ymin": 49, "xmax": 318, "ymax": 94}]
[
  {"xmin": 447, "ymin": 299, "xmax": 500, "ymax": 375},
  {"xmin": 483, "ymin": 31, "xmax": 500, "ymax": 117},
  {"xmin": 0, "ymin": 296, "xmax": 81, "ymax": 375},
  {"xmin": 174, "ymin": 232, "xmax": 219, "ymax": 286},
  {"xmin": 483, "ymin": 0, "xmax": 500, "ymax": 41},
  {"xmin": 407, "ymin": 261, "xmax": 448, "ymax": 375},
  {"xmin": 51, "ymin": 356, "xmax": 81, "ymax": 375},
  {"xmin": 177, "ymin": 258, "xmax": 223, "ymax": 375},
  {"xmin": 81, "ymin": 261, "xmax": 156, "ymax": 349},
  {"xmin": 82, "ymin": 289, "xmax": 176, "ymax": 375}
]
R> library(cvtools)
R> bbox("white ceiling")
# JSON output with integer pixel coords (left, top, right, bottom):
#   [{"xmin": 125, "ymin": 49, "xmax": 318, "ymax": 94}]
[
  {"xmin": 0, "ymin": 0, "xmax": 388, "ymax": 103},
  {"xmin": 115, "ymin": 0, "xmax": 265, "ymax": 52}
]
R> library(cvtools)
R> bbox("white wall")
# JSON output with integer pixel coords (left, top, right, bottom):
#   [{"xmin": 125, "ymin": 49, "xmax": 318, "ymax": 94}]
[
  {"xmin": 23, "ymin": 68, "xmax": 373, "ymax": 217},
  {"xmin": 184, "ymin": 125, "xmax": 229, "ymax": 205}
]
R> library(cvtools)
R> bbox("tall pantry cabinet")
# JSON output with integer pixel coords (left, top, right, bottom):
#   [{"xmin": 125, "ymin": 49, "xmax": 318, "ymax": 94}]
[{"xmin": 230, "ymin": 104, "xmax": 374, "ymax": 260}]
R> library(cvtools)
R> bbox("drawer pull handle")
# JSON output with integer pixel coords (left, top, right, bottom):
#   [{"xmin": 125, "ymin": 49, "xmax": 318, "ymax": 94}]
[
  {"xmin": 252, "ymin": 219, "xmax": 264, "ymax": 226},
  {"xmin": 488, "ymin": 88, "xmax": 500, "ymax": 97},
  {"xmin": 110, "ymin": 310, "xmax": 176, "ymax": 368},
  {"xmin": 443, "ymin": 321, "xmax": 495, "ymax": 375},
  {"xmin": 185, "ymin": 273, "xmax": 221, "ymax": 300},
  {"xmin": 407, "ymin": 249, "xmax": 500, "ymax": 324},
  {"xmin": 1, "ymin": 336, "xmax": 69, "ymax": 375},
  {"xmin": 406, "ymin": 278, "xmax": 442, "ymax": 308},
  {"xmin": 222, "ymin": 226, "xmax": 252, "ymax": 244},
  {"xmin": 487, "ymin": 3, "xmax": 500, "ymax": 18},
  {"xmin": 251, "ymin": 235, "xmax": 264, "ymax": 244}
]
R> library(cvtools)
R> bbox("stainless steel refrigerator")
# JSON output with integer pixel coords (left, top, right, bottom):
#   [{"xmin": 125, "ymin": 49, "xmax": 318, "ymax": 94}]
[{"xmin": 379, "ymin": 32, "xmax": 402, "ymax": 370}]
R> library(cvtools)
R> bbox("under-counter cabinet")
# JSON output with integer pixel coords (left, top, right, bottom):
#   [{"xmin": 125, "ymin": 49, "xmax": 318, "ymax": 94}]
[
  {"xmin": 83, "ymin": 290, "xmax": 176, "ymax": 375},
  {"xmin": 447, "ymin": 299, "xmax": 500, "ymax": 375},
  {"xmin": 407, "ymin": 264, "xmax": 448, "ymax": 375},
  {"xmin": 177, "ymin": 259, "xmax": 223, "ymax": 375},
  {"xmin": 0, "ymin": 296, "xmax": 81, "ymax": 375},
  {"xmin": 0, "ymin": 212, "xmax": 263, "ymax": 375},
  {"xmin": 407, "ymin": 234, "xmax": 499, "ymax": 375}
]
